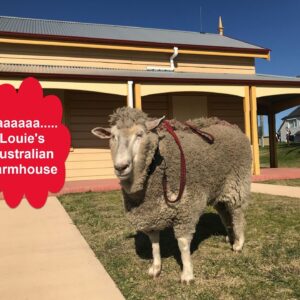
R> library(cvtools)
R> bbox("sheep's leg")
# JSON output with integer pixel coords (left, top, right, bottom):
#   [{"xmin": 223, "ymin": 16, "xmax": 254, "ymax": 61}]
[
  {"xmin": 214, "ymin": 202, "xmax": 234, "ymax": 245},
  {"xmin": 231, "ymin": 207, "xmax": 245, "ymax": 252},
  {"xmin": 177, "ymin": 235, "xmax": 194, "ymax": 284},
  {"xmin": 146, "ymin": 231, "xmax": 161, "ymax": 278}
]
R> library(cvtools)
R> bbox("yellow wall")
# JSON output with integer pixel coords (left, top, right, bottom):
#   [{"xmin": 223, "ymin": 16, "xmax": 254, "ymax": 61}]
[
  {"xmin": 0, "ymin": 77, "xmax": 127, "ymax": 96},
  {"xmin": 140, "ymin": 84, "xmax": 245, "ymax": 97},
  {"xmin": 64, "ymin": 90, "xmax": 126, "ymax": 181},
  {"xmin": 172, "ymin": 95, "xmax": 208, "ymax": 121},
  {"xmin": 176, "ymin": 55, "xmax": 255, "ymax": 74},
  {"xmin": 142, "ymin": 94, "xmax": 172, "ymax": 118},
  {"xmin": 257, "ymin": 86, "xmax": 300, "ymax": 98},
  {"xmin": 0, "ymin": 43, "xmax": 255, "ymax": 75},
  {"xmin": 207, "ymin": 94, "xmax": 244, "ymax": 131},
  {"xmin": 143, "ymin": 93, "xmax": 243, "ymax": 130}
]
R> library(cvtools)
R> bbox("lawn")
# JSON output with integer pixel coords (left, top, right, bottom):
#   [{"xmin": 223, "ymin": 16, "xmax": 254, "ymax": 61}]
[
  {"xmin": 59, "ymin": 191, "xmax": 300, "ymax": 300},
  {"xmin": 260, "ymin": 142, "xmax": 300, "ymax": 168}
]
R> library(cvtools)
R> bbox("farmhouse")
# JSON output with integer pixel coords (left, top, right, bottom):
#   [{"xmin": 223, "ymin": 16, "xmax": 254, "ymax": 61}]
[{"xmin": 1, "ymin": 16, "xmax": 300, "ymax": 180}]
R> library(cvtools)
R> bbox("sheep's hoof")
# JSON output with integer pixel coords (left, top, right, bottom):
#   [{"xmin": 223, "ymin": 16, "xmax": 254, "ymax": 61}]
[
  {"xmin": 148, "ymin": 265, "xmax": 161, "ymax": 278},
  {"xmin": 180, "ymin": 273, "xmax": 194, "ymax": 285},
  {"xmin": 232, "ymin": 239, "xmax": 244, "ymax": 252}
]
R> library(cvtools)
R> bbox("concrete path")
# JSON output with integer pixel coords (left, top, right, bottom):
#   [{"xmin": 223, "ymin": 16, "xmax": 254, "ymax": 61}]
[
  {"xmin": 251, "ymin": 183, "xmax": 300, "ymax": 198},
  {"xmin": 0, "ymin": 197, "xmax": 125, "ymax": 300}
]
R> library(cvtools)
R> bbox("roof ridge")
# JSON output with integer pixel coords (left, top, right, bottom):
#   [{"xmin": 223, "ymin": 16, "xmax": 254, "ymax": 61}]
[{"xmin": 0, "ymin": 15, "xmax": 212, "ymax": 35}]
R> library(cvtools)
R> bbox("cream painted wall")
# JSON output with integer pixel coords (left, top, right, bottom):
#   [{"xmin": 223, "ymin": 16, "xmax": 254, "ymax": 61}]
[
  {"xmin": 256, "ymin": 87, "xmax": 300, "ymax": 98},
  {"xmin": 0, "ymin": 79, "xmax": 127, "ymax": 96},
  {"xmin": 141, "ymin": 84, "xmax": 245, "ymax": 97},
  {"xmin": 172, "ymin": 95, "xmax": 208, "ymax": 121},
  {"xmin": 0, "ymin": 42, "xmax": 256, "ymax": 75}
]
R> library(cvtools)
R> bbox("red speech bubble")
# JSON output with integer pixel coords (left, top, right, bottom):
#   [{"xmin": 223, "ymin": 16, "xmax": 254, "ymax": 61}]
[{"xmin": 0, "ymin": 77, "xmax": 71, "ymax": 208}]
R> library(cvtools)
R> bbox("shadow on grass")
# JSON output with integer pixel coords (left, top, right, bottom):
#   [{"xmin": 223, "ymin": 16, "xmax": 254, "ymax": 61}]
[{"xmin": 128, "ymin": 212, "xmax": 226, "ymax": 267}]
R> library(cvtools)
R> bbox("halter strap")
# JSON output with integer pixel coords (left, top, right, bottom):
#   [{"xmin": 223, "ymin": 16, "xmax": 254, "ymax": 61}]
[{"xmin": 162, "ymin": 120, "xmax": 186, "ymax": 203}]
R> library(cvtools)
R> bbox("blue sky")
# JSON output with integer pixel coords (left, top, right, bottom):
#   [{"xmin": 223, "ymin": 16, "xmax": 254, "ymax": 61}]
[{"xmin": 2, "ymin": 0, "xmax": 300, "ymax": 133}]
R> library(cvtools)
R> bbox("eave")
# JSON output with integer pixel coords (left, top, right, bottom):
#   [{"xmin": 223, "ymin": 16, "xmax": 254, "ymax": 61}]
[{"xmin": 0, "ymin": 31, "xmax": 271, "ymax": 60}]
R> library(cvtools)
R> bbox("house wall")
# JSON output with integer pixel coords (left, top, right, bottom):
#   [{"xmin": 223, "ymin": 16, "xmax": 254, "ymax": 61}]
[
  {"xmin": 176, "ymin": 55, "xmax": 255, "ymax": 74},
  {"xmin": 207, "ymin": 94, "xmax": 244, "ymax": 131},
  {"xmin": 172, "ymin": 95, "xmax": 208, "ymax": 120},
  {"xmin": 0, "ymin": 43, "xmax": 255, "ymax": 75},
  {"xmin": 279, "ymin": 118, "xmax": 300, "ymax": 142},
  {"xmin": 64, "ymin": 91, "xmax": 125, "ymax": 181},
  {"xmin": 144, "ymin": 93, "xmax": 244, "ymax": 128},
  {"xmin": 280, "ymin": 121, "xmax": 288, "ymax": 142},
  {"xmin": 142, "ymin": 94, "xmax": 173, "ymax": 118}
]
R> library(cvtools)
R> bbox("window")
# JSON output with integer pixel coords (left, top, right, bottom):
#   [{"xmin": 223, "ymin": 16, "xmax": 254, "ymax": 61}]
[{"xmin": 289, "ymin": 119, "xmax": 297, "ymax": 128}]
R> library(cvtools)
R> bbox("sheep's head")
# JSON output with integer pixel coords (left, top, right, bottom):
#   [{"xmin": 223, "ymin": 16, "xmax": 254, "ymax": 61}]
[{"xmin": 92, "ymin": 107, "xmax": 164, "ymax": 181}]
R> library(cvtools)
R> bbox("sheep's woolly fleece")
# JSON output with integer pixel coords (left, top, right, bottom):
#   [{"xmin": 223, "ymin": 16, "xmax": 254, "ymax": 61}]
[
  {"xmin": 112, "ymin": 107, "xmax": 252, "ymax": 239},
  {"xmin": 109, "ymin": 107, "xmax": 234, "ymax": 130},
  {"xmin": 109, "ymin": 107, "xmax": 148, "ymax": 128}
]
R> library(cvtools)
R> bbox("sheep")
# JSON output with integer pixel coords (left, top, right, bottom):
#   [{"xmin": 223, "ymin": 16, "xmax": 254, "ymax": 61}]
[{"xmin": 92, "ymin": 107, "xmax": 252, "ymax": 284}]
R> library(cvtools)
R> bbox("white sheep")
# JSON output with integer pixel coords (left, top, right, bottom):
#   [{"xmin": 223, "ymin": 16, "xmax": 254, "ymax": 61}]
[{"xmin": 92, "ymin": 107, "xmax": 252, "ymax": 283}]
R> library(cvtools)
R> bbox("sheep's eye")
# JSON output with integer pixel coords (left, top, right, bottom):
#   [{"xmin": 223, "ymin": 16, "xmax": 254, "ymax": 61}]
[{"xmin": 111, "ymin": 135, "xmax": 116, "ymax": 141}]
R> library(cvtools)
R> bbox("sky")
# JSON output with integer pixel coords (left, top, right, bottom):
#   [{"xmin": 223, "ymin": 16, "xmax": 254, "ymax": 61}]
[{"xmin": 2, "ymin": 0, "xmax": 300, "ymax": 133}]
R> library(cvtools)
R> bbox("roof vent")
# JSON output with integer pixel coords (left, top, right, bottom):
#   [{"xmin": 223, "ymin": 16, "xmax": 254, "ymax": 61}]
[{"xmin": 218, "ymin": 16, "xmax": 224, "ymax": 35}]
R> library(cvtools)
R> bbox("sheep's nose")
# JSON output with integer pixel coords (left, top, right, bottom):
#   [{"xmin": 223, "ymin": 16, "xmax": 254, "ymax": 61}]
[{"xmin": 114, "ymin": 163, "xmax": 129, "ymax": 172}]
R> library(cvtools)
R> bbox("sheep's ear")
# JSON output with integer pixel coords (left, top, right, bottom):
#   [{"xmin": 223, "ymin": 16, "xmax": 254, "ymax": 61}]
[
  {"xmin": 146, "ymin": 116, "xmax": 165, "ymax": 131},
  {"xmin": 91, "ymin": 127, "xmax": 111, "ymax": 139}
]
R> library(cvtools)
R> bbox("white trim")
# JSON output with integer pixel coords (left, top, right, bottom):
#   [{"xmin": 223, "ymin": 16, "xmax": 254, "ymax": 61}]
[{"xmin": 127, "ymin": 81, "xmax": 134, "ymax": 108}]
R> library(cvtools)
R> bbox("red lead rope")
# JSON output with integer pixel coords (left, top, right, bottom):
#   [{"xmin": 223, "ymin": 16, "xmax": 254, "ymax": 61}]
[{"xmin": 162, "ymin": 120, "xmax": 187, "ymax": 203}]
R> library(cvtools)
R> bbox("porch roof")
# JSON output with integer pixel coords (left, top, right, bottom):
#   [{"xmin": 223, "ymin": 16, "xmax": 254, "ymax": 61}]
[{"xmin": 1, "ymin": 63, "xmax": 300, "ymax": 87}]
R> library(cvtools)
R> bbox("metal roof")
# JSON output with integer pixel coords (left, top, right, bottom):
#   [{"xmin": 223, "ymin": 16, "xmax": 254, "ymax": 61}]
[
  {"xmin": 1, "ymin": 63, "xmax": 300, "ymax": 86},
  {"xmin": 0, "ymin": 16, "xmax": 267, "ymax": 51},
  {"xmin": 282, "ymin": 106, "xmax": 300, "ymax": 120}
]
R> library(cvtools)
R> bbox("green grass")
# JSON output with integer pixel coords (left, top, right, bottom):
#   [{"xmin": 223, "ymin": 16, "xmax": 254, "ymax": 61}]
[
  {"xmin": 260, "ymin": 143, "xmax": 300, "ymax": 168},
  {"xmin": 261, "ymin": 178, "xmax": 300, "ymax": 187},
  {"xmin": 59, "ymin": 192, "xmax": 300, "ymax": 300}
]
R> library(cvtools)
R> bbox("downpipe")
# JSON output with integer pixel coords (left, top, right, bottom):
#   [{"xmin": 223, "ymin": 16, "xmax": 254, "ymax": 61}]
[{"xmin": 146, "ymin": 47, "xmax": 179, "ymax": 72}]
